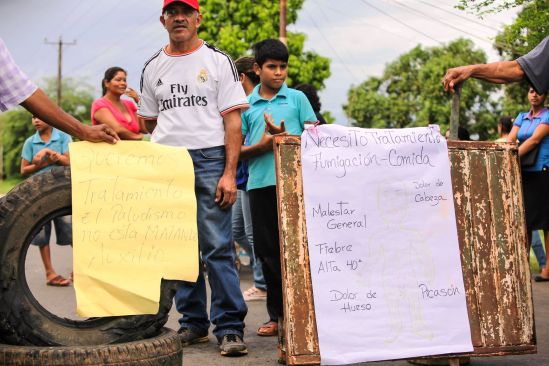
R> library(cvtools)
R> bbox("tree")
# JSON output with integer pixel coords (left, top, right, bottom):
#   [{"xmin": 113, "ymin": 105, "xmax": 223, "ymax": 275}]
[
  {"xmin": 198, "ymin": 0, "xmax": 331, "ymax": 90},
  {"xmin": 44, "ymin": 77, "xmax": 95, "ymax": 125},
  {"xmin": 456, "ymin": 0, "xmax": 533, "ymax": 14},
  {"xmin": 1, "ymin": 108, "xmax": 33, "ymax": 179},
  {"xmin": 493, "ymin": 0, "xmax": 549, "ymax": 117},
  {"xmin": 1, "ymin": 77, "xmax": 94, "ymax": 179},
  {"xmin": 344, "ymin": 39, "xmax": 499, "ymax": 139}
]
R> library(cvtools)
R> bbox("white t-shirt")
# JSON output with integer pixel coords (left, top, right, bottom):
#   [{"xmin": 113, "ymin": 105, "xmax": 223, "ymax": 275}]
[{"xmin": 138, "ymin": 41, "xmax": 249, "ymax": 149}]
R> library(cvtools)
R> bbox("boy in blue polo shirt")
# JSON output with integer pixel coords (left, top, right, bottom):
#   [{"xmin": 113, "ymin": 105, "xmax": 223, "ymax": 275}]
[
  {"xmin": 240, "ymin": 39, "xmax": 317, "ymax": 340},
  {"xmin": 21, "ymin": 116, "xmax": 72, "ymax": 287}
]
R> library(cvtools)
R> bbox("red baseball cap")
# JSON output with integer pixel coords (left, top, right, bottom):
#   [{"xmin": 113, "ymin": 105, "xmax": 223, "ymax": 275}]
[{"xmin": 162, "ymin": 0, "xmax": 199, "ymax": 12}]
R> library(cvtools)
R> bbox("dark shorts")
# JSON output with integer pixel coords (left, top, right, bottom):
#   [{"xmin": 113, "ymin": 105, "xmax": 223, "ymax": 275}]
[
  {"xmin": 30, "ymin": 216, "xmax": 73, "ymax": 247},
  {"xmin": 522, "ymin": 168, "xmax": 549, "ymax": 231}
]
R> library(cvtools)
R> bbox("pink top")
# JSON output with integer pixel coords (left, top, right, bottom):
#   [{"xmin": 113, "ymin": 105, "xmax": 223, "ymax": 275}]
[{"xmin": 91, "ymin": 97, "xmax": 139, "ymax": 134}]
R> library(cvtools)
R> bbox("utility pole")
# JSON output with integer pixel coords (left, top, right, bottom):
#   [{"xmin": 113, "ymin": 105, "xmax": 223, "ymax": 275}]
[
  {"xmin": 45, "ymin": 36, "xmax": 76, "ymax": 106},
  {"xmin": 279, "ymin": 0, "xmax": 287, "ymax": 46}
]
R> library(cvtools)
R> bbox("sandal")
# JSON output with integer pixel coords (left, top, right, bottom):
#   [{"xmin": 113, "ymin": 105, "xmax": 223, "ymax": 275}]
[
  {"xmin": 257, "ymin": 320, "xmax": 278, "ymax": 337},
  {"xmin": 243, "ymin": 286, "xmax": 267, "ymax": 301},
  {"xmin": 46, "ymin": 275, "xmax": 71, "ymax": 287}
]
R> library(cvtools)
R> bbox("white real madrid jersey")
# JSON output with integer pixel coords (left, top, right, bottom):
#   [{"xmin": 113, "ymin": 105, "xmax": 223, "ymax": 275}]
[{"xmin": 138, "ymin": 41, "xmax": 249, "ymax": 149}]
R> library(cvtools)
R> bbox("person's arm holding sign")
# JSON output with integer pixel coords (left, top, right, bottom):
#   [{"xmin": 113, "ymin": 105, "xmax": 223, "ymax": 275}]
[
  {"xmin": 21, "ymin": 90, "xmax": 119, "ymax": 143},
  {"xmin": 0, "ymin": 38, "xmax": 118, "ymax": 143}
]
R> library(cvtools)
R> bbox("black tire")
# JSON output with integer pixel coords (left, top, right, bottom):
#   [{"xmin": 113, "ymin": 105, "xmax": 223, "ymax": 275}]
[
  {"xmin": 0, "ymin": 167, "xmax": 178, "ymax": 346},
  {"xmin": 0, "ymin": 327, "xmax": 182, "ymax": 365}
]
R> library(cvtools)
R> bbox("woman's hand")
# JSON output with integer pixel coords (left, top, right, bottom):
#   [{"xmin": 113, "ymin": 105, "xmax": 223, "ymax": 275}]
[{"xmin": 125, "ymin": 88, "xmax": 140, "ymax": 104}]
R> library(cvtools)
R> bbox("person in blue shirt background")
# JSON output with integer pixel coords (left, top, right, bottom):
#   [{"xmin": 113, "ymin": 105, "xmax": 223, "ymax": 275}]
[
  {"xmin": 507, "ymin": 87, "xmax": 549, "ymax": 282},
  {"xmin": 21, "ymin": 116, "xmax": 73, "ymax": 287},
  {"xmin": 240, "ymin": 39, "xmax": 317, "ymax": 347}
]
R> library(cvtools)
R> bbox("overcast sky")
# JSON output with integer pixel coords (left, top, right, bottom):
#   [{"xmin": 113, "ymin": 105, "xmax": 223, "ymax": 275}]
[{"xmin": 0, "ymin": 0, "xmax": 519, "ymax": 124}]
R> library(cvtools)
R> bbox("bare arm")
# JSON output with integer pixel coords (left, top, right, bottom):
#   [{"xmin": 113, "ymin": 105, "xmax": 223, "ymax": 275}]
[
  {"xmin": 216, "ymin": 109, "xmax": 242, "ymax": 210},
  {"xmin": 143, "ymin": 118, "xmax": 157, "ymax": 134},
  {"xmin": 21, "ymin": 159, "xmax": 38, "ymax": 178},
  {"xmin": 21, "ymin": 155, "xmax": 50, "ymax": 178},
  {"xmin": 240, "ymin": 113, "xmax": 287, "ymax": 160},
  {"xmin": 443, "ymin": 61, "xmax": 525, "ymax": 92},
  {"xmin": 93, "ymin": 108, "xmax": 143, "ymax": 140},
  {"xmin": 47, "ymin": 151, "xmax": 70, "ymax": 167},
  {"xmin": 20, "ymin": 89, "xmax": 119, "ymax": 143},
  {"xmin": 518, "ymin": 124, "xmax": 549, "ymax": 157},
  {"xmin": 137, "ymin": 116, "xmax": 148, "ymax": 134},
  {"xmin": 507, "ymin": 125, "xmax": 519, "ymax": 143},
  {"xmin": 240, "ymin": 128, "xmax": 276, "ymax": 160}
]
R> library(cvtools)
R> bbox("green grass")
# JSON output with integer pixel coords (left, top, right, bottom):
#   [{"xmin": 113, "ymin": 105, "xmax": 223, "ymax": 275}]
[{"xmin": 0, "ymin": 178, "xmax": 21, "ymax": 194}]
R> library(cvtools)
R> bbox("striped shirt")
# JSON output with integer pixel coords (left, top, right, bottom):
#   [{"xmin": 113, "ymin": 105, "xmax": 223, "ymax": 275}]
[{"xmin": 0, "ymin": 38, "xmax": 37, "ymax": 112}]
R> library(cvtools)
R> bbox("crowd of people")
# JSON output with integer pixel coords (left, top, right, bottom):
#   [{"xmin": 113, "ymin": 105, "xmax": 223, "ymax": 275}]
[
  {"xmin": 1, "ymin": 0, "xmax": 548, "ymax": 361},
  {"xmin": 3, "ymin": 0, "xmax": 325, "ymax": 359}
]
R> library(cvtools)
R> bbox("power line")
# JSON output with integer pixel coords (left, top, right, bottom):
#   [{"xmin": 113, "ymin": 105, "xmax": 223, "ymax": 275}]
[
  {"xmin": 391, "ymin": 0, "xmax": 517, "ymax": 52},
  {"xmin": 314, "ymin": 4, "xmax": 369, "ymax": 77},
  {"xmin": 51, "ymin": 1, "xmax": 86, "ymax": 37},
  {"xmin": 302, "ymin": 8, "xmax": 362, "ymax": 80},
  {"xmin": 65, "ymin": 12, "xmax": 161, "ymax": 78},
  {"xmin": 390, "ymin": 0, "xmax": 494, "ymax": 45},
  {"xmin": 360, "ymin": 0, "xmax": 443, "ymax": 45},
  {"xmin": 72, "ymin": 0, "xmax": 125, "ymax": 40},
  {"xmin": 45, "ymin": 37, "xmax": 77, "ymax": 105},
  {"xmin": 57, "ymin": 1, "xmax": 99, "ymax": 37},
  {"xmin": 416, "ymin": 0, "xmax": 500, "ymax": 31},
  {"xmin": 318, "ymin": 1, "xmax": 416, "ymax": 42}
]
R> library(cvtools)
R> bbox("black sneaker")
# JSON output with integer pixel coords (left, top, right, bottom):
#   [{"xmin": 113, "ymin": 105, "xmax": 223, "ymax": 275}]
[
  {"xmin": 219, "ymin": 334, "xmax": 248, "ymax": 356},
  {"xmin": 177, "ymin": 327, "xmax": 209, "ymax": 347}
]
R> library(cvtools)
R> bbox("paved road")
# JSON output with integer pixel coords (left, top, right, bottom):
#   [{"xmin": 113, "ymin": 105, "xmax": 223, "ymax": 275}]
[{"xmin": 26, "ymin": 243, "xmax": 548, "ymax": 366}]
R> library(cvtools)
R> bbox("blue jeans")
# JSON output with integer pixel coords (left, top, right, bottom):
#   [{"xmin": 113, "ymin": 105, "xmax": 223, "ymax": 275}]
[
  {"xmin": 175, "ymin": 146, "xmax": 247, "ymax": 341},
  {"xmin": 532, "ymin": 230, "xmax": 547, "ymax": 268},
  {"xmin": 232, "ymin": 189, "xmax": 267, "ymax": 290}
]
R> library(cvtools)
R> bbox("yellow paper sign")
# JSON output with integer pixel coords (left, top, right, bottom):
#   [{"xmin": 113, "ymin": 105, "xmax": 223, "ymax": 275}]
[{"xmin": 69, "ymin": 141, "xmax": 198, "ymax": 317}]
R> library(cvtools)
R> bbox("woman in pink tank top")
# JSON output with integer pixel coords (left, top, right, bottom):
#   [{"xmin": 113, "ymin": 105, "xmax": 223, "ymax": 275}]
[{"xmin": 91, "ymin": 67, "xmax": 146, "ymax": 140}]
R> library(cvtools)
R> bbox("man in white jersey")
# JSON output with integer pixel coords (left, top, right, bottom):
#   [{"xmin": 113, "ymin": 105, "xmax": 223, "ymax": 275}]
[{"xmin": 138, "ymin": 0, "xmax": 249, "ymax": 357}]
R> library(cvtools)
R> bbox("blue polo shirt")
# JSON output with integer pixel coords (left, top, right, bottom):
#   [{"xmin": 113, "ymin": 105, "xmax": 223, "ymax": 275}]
[
  {"xmin": 21, "ymin": 128, "xmax": 72, "ymax": 176},
  {"xmin": 242, "ymin": 83, "xmax": 316, "ymax": 190},
  {"xmin": 514, "ymin": 108, "xmax": 549, "ymax": 172}
]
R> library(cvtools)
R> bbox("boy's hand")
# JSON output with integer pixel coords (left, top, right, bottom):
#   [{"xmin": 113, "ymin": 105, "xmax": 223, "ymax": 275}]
[
  {"xmin": 48, "ymin": 152, "xmax": 60, "ymax": 164},
  {"xmin": 32, "ymin": 149, "xmax": 51, "ymax": 166},
  {"xmin": 258, "ymin": 127, "xmax": 274, "ymax": 151},
  {"xmin": 264, "ymin": 112, "xmax": 285, "ymax": 135},
  {"xmin": 258, "ymin": 123, "xmax": 288, "ymax": 152}
]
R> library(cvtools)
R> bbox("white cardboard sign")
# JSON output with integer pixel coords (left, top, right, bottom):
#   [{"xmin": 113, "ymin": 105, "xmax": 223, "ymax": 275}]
[{"xmin": 301, "ymin": 125, "xmax": 473, "ymax": 365}]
